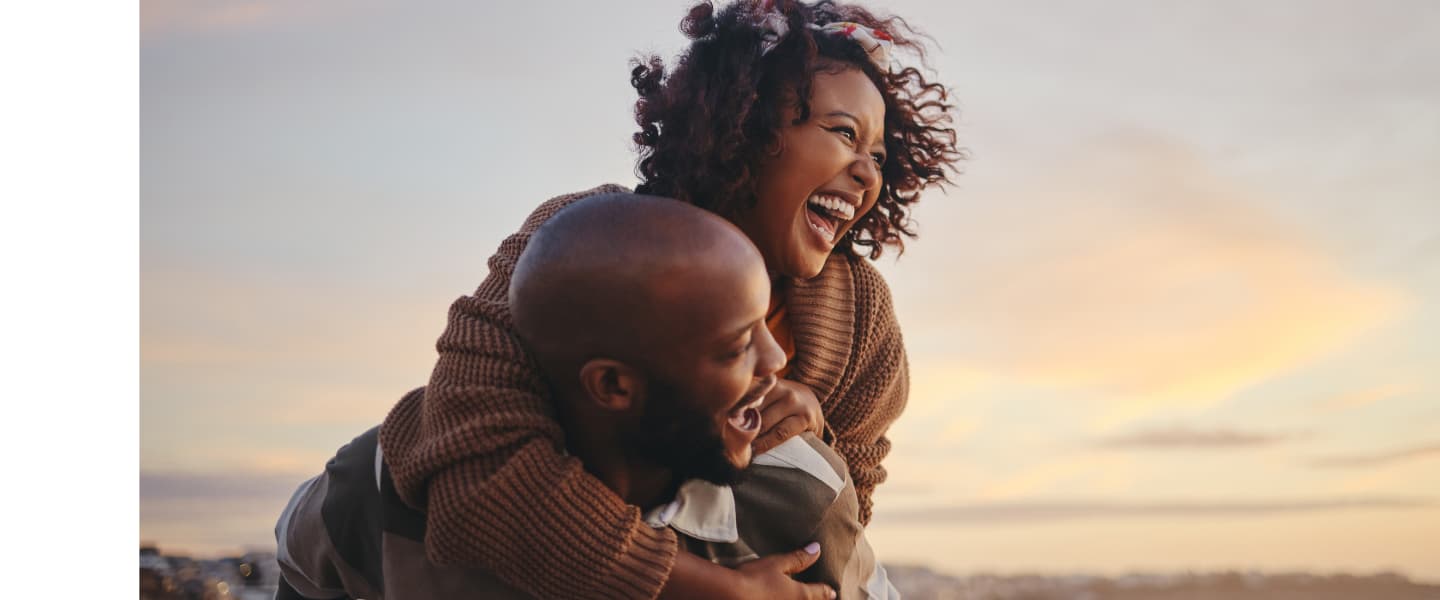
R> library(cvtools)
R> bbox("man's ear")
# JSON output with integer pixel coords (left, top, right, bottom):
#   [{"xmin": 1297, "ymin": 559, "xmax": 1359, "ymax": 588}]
[{"xmin": 578, "ymin": 358, "xmax": 646, "ymax": 413}]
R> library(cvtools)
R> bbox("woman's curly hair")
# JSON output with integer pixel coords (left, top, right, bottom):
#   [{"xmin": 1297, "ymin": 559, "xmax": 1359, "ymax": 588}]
[{"xmin": 632, "ymin": 0, "xmax": 963, "ymax": 259}]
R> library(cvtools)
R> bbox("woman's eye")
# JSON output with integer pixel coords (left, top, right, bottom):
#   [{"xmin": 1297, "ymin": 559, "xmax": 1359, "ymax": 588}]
[
  {"xmin": 831, "ymin": 126, "xmax": 857, "ymax": 142},
  {"xmin": 871, "ymin": 153, "xmax": 886, "ymax": 166}
]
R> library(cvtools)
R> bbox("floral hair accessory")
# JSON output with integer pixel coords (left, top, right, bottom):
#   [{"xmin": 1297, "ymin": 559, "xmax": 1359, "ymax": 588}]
[
  {"xmin": 807, "ymin": 21, "xmax": 894, "ymax": 70},
  {"xmin": 748, "ymin": 0, "xmax": 790, "ymax": 56}
]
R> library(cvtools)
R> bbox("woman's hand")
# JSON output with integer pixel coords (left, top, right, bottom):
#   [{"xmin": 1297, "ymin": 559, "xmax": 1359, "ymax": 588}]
[
  {"xmin": 660, "ymin": 544, "xmax": 836, "ymax": 600},
  {"xmin": 735, "ymin": 543, "xmax": 837, "ymax": 600},
  {"xmin": 752, "ymin": 380, "xmax": 825, "ymax": 455}
]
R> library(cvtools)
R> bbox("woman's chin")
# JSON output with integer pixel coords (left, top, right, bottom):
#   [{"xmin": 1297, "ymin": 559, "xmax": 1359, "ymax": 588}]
[{"xmin": 782, "ymin": 253, "xmax": 829, "ymax": 280}]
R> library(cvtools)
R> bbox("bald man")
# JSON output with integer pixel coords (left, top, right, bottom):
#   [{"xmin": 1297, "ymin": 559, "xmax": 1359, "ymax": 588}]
[{"xmin": 274, "ymin": 193, "xmax": 898, "ymax": 600}]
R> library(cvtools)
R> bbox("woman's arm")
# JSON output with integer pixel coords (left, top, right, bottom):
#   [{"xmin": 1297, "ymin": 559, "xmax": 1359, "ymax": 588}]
[
  {"xmin": 827, "ymin": 257, "xmax": 909, "ymax": 525},
  {"xmin": 661, "ymin": 547, "xmax": 835, "ymax": 600},
  {"xmin": 379, "ymin": 185, "xmax": 838, "ymax": 600},
  {"xmin": 380, "ymin": 185, "xmax": 685, "ymax": 600}
]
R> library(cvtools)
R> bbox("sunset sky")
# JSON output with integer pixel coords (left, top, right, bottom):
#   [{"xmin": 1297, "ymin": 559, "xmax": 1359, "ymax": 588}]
[{"xmin": 141, "ymin": 0, "xmax": 1440, "ymax": 580}]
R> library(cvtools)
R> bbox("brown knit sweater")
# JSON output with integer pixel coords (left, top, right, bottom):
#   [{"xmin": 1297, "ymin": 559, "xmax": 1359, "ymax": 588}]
[{"xmin": 379, "ymin": 184, "xmax": 909, "ymax": 600}]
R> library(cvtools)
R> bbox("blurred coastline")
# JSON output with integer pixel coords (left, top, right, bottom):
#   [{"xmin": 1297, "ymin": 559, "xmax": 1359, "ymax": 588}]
[{"xmin": 140, "ymin": 544, "xmax": 1440, "ymax": 600}]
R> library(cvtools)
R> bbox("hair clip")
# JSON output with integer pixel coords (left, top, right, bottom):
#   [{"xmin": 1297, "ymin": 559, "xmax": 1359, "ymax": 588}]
[
  {"xmin": 750, "ymin": 0, "xmax": 790, "ymax": 56},
  {"xmin": 808, "ymin": 21, "xmax": 893, "ymax": 70}
]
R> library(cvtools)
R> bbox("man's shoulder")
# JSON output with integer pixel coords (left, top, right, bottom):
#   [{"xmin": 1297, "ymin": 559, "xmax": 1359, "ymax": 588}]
[{"xmin": 752, "ymin": 432, "xmax": 849, "ymax": 492}]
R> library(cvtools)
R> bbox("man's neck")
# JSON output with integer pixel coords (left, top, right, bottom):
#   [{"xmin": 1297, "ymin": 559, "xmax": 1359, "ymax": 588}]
[
  {"xmin": 581, "ymin": 453, "xmax": 677, "ymax": 510},
  {"xmin": 557, "ymin": 404, "xmax": 678, "ymax": 510}
]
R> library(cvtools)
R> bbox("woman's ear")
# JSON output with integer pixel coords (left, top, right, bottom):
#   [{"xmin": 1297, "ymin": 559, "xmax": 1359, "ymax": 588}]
[
  {"xmin": 578, "ymin": 358, "xmax": 646, "ymax": 413},
  {"xmin": 764, "ymin": 134, "xmax": 786, "ymax": 157}
]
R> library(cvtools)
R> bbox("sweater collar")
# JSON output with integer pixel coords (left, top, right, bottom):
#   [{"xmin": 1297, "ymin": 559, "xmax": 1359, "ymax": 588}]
[{"xmin": 783, "ymin": 252, "xmax": 856, "ymax": 406}]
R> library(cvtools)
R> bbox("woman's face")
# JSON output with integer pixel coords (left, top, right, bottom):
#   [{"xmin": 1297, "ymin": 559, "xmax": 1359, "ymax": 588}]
[{"xmin": 737, "ymin": 66, "xmax": 887, "ymax": 280}]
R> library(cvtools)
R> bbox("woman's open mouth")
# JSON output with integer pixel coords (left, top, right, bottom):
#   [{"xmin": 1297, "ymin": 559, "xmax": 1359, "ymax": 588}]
[{"xmin": 804, "ymin": 193, "xmax": 855, "ymax": 246}]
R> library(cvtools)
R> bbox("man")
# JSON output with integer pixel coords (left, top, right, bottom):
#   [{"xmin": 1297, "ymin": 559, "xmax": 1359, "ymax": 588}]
[{"xmin": 274, "ymin": 193, "xmax": 896, "ymax": 599}]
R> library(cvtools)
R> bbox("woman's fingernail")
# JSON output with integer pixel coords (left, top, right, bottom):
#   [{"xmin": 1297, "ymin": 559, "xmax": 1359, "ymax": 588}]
[{"xmin": 804, "ymin": 542, "xmax": 821, "ymax": 554}]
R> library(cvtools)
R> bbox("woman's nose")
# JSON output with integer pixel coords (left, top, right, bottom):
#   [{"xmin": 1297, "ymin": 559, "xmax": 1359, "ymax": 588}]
[{"xmin": 850, "ymin": 154, "xmax": 880, "ymax": 190}]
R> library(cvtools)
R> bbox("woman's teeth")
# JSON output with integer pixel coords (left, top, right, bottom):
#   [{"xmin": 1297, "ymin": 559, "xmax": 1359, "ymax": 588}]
[
  {"xmin": 807, "ymin": 194, "xmax": 855, "ymax": 220},
  {"xmin": 806, "ymin": 208, "xmax": 836, "ymax": 241},
  {"xmin": 806, "ymin": 194, "xmax": 853, "ymax": 243}
]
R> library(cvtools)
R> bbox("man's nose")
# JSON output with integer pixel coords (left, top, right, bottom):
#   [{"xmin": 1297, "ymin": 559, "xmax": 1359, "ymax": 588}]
[{"xmin": 754, "ymin": 325, "xmax": 786, "ymax": 378}]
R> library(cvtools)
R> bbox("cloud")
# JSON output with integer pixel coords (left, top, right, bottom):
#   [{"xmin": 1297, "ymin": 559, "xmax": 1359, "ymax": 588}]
[
  {"xmin": 893, "ymin": 134, "xmax": 1410, "ymax": 426},
  {"xmin": 140, "ymin": 0, "xmax": 364, "ymax": 37},
  {"xmin": 977, "ymin": 454, "xmax": 1138, "ymax": 501},
  {"xmin": 139, "ymin": 265, "xmax": 437, "ymax": 479},
  {"xmin": 1312, "ymin": 383, "xmax": 1417, "ymax": 414},
  {"xmin": 1309, "ymin": 441, "xmax": 1440, "ymax": 469},
  {"xmin": 141, "ymin": 470, "xmax": 308, "ymax": 503},
  {"xmin": 141, "ymin": 266, "xmax": 438, "ymax": 428},
  {"xmin": 874, "ymin": 496, "xmax": 1438, "ymax": 525},
  {"xmin": 142, "ymin": 0, "xmax": 279, "ymax": 36},
  {"xmin": 141, "ymin": 267, "xmax": 438, "ymax": 374},
  {"xmin": 141, "ymin": 470, "xmax": 310, "ymax": 555},
  {"xmin": 1095, "ymin": 426, "xmax": 1299, "ymax": 450}
]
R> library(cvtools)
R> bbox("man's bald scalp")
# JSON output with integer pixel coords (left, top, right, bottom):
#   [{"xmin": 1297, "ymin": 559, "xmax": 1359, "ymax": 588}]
[{"xmin": 510, "ymin": 193, "xmax": 761, "ymax": 382}]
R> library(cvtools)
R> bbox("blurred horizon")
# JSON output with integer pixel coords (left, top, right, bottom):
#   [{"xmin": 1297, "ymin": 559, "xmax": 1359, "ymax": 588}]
[{"xmin": 141, "ymin": 0, "xmax": 1440, "ymax": 581}]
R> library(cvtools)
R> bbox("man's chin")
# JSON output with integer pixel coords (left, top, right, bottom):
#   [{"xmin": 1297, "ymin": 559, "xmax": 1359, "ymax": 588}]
[
  {"xmin": 683, "ymin": 457, "xmax": 749, "ymax": 487},
  {"xmin": 730, "ymin": 447, "xmax": 753, "ymax": 470}
]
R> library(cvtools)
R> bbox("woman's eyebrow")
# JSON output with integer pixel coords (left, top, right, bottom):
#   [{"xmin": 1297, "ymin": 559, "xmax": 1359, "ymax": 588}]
[{"xmin": 825, "ymin": 110, "xmax": 881, "ymax": 141}]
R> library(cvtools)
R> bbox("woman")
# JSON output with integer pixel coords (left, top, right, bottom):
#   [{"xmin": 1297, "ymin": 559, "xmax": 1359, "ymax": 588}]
[{"xmin": 379, "ymin": 1, "xmax": 961, "ymax": 598}]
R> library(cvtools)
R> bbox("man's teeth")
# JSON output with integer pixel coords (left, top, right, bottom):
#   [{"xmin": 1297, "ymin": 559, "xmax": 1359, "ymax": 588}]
[{"xmin": 807, "ymin": 194, "xmax": 855, "ymax": 220}]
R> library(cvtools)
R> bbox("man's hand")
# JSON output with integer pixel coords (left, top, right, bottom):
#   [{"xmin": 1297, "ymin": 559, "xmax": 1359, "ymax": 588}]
[{"xmin": 752, "ymin": 380, "xmax": 825, "ymax": 455}]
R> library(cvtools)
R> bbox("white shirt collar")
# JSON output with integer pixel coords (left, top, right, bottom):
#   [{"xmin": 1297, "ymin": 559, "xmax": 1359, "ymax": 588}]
[
  {"xmin": 643, "ymin": 479, "xmax": 740, "ymax": 543},
  {"xmin": 639, "ymin": 435, "xmax": 845, "ymax": 543}
]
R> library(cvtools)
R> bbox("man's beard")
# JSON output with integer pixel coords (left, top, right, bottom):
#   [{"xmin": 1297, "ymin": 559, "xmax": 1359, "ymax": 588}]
[{"xmin": 622, "ymin": 377, "xmax": 747, "ymax": 486}]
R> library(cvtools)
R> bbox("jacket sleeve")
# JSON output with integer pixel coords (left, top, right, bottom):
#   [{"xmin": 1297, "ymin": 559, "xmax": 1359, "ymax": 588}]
[
  {"xmin": 378, "ymin": 185, "xmax": 679, "ymax": 600},
  {"xmin": 274, "ymin": 474, "xmax": 354, "ymax": 600},
  {"xmin": 831, "ymin": 258, "xmax": 909, "ymax": 526}
]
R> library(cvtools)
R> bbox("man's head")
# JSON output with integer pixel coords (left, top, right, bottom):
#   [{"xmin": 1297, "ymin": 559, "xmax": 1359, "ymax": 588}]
[{"xmin": 510, "ymin": 192, "xmax": 786, "ymax": 486}]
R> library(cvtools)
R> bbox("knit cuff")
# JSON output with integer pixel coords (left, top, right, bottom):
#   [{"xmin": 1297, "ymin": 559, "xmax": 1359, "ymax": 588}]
[{"xmin": 593, "ymin": 520, "xmax": 678, "ymax": 600}]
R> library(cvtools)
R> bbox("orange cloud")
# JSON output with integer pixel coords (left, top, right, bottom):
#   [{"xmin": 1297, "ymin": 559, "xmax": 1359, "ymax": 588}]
[
  {"xmin": 895, "ymin": 134, "xmax": 1410, "ymax": 427},
  {"xmin": 1311, "ymin": 441, "xmax": 1440, "ymax": 469},
  {"xmin": 976, "ymin": 454, "xmax": 1138, "ymax": 501},
  {"xmin": 875, "ymin": 496, "xmax": 1439, "ymax": 524},
  {"xmin": 141, "ymin": 266, "xmax": 439, "ymax": 378},
  {"xmin": 140, "ymin": 266, "xmax": 442, "ymax": 472},
  {"xmin": 1312, "ymin": 382, "xmax": 1416, "ymax": 413},
  {"xmin": 143, "ymin": 0, "xmax": 276, "ymax": 36},
  {"xmin": 140, "ymin": 0, "xmax": 354, "ymax": 37},
  {"xmin": 1094, "ymin": 426, "xmax": 1300, "ymax": 449}
]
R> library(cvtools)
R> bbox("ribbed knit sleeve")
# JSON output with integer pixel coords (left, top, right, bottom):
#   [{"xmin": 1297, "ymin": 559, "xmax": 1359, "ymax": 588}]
[
  {"xmin": 839, "ymin": 257, "xmax": 908, "ymax": 525},
  {"xmin": 790, "ymin": 255, "xmax": 909, "ymax": 526},
  {"xmin": 379, "ymin": 184, "xmax": 680, "ymax": 600}
]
